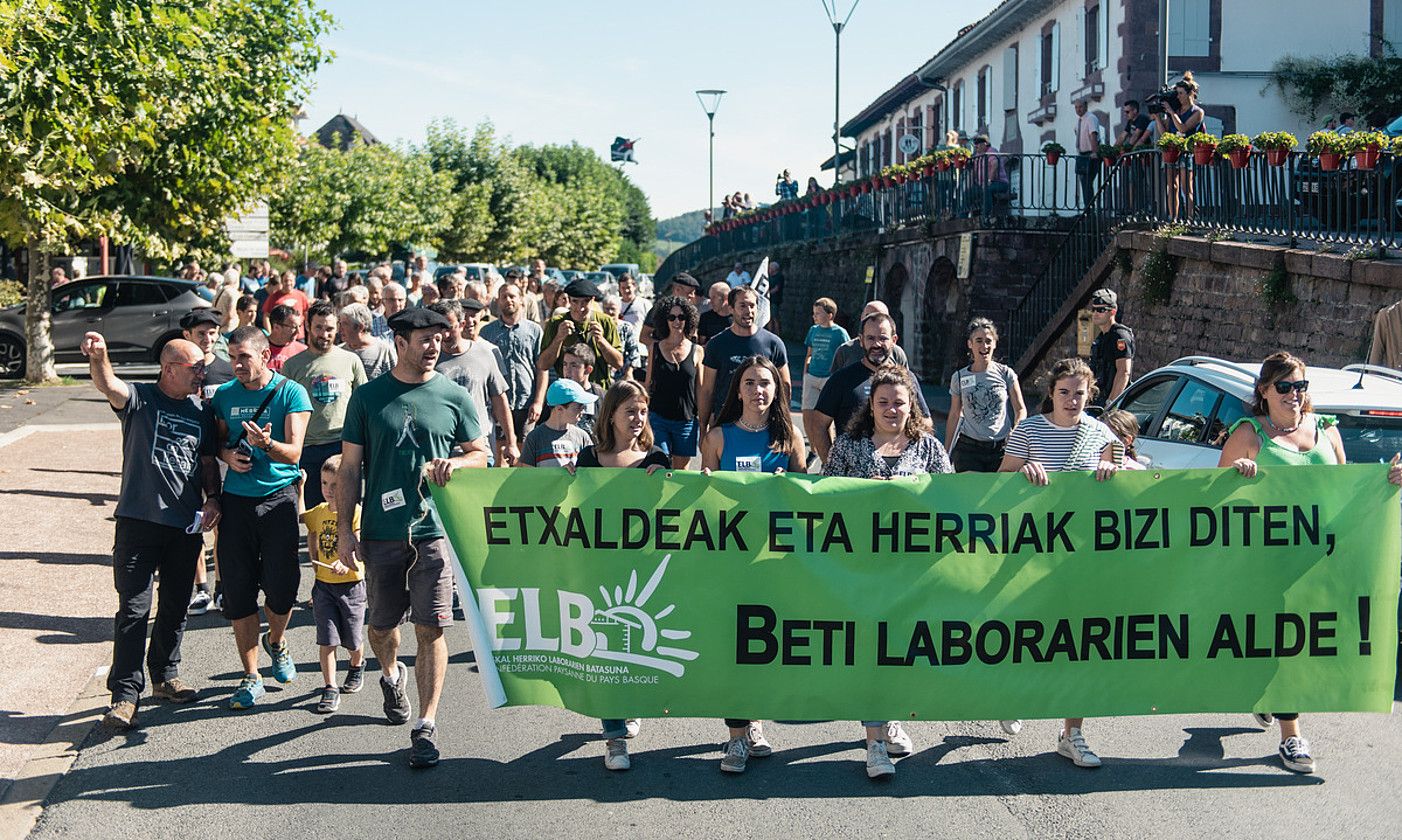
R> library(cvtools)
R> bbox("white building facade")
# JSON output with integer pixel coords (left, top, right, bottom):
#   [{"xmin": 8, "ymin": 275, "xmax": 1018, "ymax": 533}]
[{"xmin": 842, "ymin": 0, "xmax": 1396, "ymax": 178}]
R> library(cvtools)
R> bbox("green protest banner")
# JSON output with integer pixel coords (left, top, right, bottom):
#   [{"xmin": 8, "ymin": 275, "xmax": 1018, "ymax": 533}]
[{"xmin": 431, "ymin": 465, "xmax": 1399, "ymax": 722}]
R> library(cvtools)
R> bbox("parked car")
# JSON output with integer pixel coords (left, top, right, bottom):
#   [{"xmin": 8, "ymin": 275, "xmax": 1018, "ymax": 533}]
[
  {"xmin": 0, "ymin": 276, "xmax": 215, "ymax": 378},
  {"xmin": 599, "ymin": 263, "xmax": 640, "ymax": 280},
  {"xmin": 559, "ymin": 269, "xmax": 585, "ymax": 284},
  {"xmin": 1106, "ymin": 355, "xmax": 1402, "ymax": 468},
  {"xmin": 433, "ymin": 263, "xmax": 496, "ymax": 283},
  {"xmin": 583, "ymin": 271, "xmax": 617, "ymax": 295}
]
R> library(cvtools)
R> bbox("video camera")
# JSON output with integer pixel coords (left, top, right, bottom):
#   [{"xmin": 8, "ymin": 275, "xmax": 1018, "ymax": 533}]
[{"xmin": 1144, "ymin": 86, "xmax": 1178, "ymax": 116}]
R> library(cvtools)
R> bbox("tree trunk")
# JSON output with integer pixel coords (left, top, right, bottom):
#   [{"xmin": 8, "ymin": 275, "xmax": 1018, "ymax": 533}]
[{"xmin": 24, "ymin": 240, "xmax": 57, "ymax": 383}]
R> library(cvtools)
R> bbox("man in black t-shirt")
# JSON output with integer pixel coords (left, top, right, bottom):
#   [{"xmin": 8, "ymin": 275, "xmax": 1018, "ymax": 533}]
[
  {"xmin": 697, "ymin": 286, "xmax": 789, "ymax": 437},
  {"xmin": 180, "ymin": 309, "xmax": 236, "ymax": 614},
  {"xmin": 809, "ymin": 312, "xmax": 928, "ymax": 462},
  {"xmin": 83, "ymin": 331, "xmax": 220, "ymax": 729},
  {"xmin": 1087, "ymin": 288, "xmax": 1135, "ymax": 407},
  {"xmin": 1118, "ymin": 100, "xmax": 1153, "ymax": 149}
]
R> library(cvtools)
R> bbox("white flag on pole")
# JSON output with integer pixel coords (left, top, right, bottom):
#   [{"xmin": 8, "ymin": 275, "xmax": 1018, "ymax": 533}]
[{"xmin": 751, "ymin": 256, "xmax": 771, "ymax": 331}]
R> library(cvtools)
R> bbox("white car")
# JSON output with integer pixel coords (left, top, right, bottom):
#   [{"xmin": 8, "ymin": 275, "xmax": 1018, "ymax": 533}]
[{"xmin": 1106, "ymin": 356, "xmax": 1402, "ymax": 469}]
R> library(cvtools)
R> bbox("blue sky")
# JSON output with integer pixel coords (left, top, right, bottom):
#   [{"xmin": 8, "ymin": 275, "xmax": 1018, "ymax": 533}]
[{"xmin": 302, "ymin": 1, "xmax": 1002, "ymax": 219}]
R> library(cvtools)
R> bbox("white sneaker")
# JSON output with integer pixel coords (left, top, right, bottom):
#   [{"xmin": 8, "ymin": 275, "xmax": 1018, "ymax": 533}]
[
  {"xmin": 746, "ymin": 721, "xmax": 772, "ymax": 757},
  {"xmin": 720, "ymin": 737, "xmax": 749, "ymax": 773},
  {"xmin": 999, "ymin": 719, "xmax": 1023, "ymax": 736},
  {"xmin": 1252, "ymin": 713, "xmax": 1274, "ymax": 728},
  {"xmin": 866, "ymin": 740, "xmax": 896, "ymax": 778},
  {"xmin": 884, "ymin": 722, "xmax": 914, "ymax": 757},
  {"xmin": 1278, "ymin": 736, "xmax": 1315, "ymax": 774},
  {"xmin": 624, "ymin": 718, "xmax": 641, "ymax": 738},
  {"xmin": 1056, "ymin": 727, "xmax": 1102, "ymax": 768},
  {"xmin": 604, "ymin": 737, "xmax": 630, "ymax": 771},
  {"xmin": 187, "ymin": 590, "xmax": 211, "ymax": 616}
]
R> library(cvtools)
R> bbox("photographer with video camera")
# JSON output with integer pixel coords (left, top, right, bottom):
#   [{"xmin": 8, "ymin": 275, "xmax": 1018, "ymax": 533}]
[{"xmin": 1151, "ymin": 71, "xmax": 1204, "ymax": 219}]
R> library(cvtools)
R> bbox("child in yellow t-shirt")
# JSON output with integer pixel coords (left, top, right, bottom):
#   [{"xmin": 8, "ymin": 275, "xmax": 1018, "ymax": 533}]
[{"xmin": 300, "ymin": 454, "xmax": 364, "ymax": 714}]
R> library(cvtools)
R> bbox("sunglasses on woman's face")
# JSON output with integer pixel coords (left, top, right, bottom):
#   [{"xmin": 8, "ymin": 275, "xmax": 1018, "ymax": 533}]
[
  {"xmin": 667, "ymin": 312, "xmax": 686, "ymax": 321},
  {"xmin": 1273, "ymin": 379, "xmax": 1309, "ymax": 395}
]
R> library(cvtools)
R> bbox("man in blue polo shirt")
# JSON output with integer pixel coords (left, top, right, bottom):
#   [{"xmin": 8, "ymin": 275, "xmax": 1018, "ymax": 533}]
[{"xmin": 211, "ymin": 326, "xmax": 312, "ymax": 710}]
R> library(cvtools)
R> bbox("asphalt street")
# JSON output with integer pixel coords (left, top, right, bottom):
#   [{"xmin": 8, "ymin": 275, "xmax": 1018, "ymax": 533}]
[{"xmin": 4, "ymin": 367, "xmax": 1402, "ymax": 839}]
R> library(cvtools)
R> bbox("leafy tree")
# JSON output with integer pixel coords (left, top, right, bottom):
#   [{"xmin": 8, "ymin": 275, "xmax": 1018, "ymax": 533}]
[
  {"xmin": 1271, "ymin": 46, "xmax": 1402, "ymax": 124},
  {"xmin": 0, "ymin": 0, "xmax": 331, "ymax": 381}
]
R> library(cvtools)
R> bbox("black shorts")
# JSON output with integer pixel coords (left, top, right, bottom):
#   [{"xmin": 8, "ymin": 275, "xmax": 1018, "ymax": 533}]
[
  {"xmin": 218, "ymin": 483, "xmax": 301, "ymax": 620},
  {"xmin": 952, "ymin": 435, "xmax": 1006, "ymax": 473}
]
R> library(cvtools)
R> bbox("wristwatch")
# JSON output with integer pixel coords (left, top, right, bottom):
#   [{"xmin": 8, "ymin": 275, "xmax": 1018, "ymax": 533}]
[{"xmin": 260, "ymin": 439, "xmax": 273, "ymax": 452}]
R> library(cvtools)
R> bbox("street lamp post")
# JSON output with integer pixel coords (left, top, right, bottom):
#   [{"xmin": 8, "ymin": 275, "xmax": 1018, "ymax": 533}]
[
  {"xmin": 695, "ymin": 89, "xmax": 726, "ymax": 222},
  {"xmin": 823, "ymin": 0, "xmax": 861, "ymax": 185}
]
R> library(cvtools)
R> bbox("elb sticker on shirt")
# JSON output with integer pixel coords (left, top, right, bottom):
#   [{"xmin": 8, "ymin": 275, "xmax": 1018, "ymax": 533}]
[
  {"xmin": 550, "ymin": 439, "xmax": 577, "ymax": 464},
  {"xmin": 734, "ymin": 455, "xmax": 762, "ymax": 472},
  {"xmin": 960, "ymin": 375, "xmax": 977, "ymax": 391},
  {"xmin": 311, "ymin": 374, "xmax": 344, "ymax": 404},
  {"xmin": 381, "ymin": 488, "xmax": 406, "ymax": 512}
]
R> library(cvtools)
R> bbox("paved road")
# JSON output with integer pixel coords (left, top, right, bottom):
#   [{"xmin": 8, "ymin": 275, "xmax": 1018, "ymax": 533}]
[{"xmin": 5, "ymin": 370, "xmax": 1402, "ymax": 839}]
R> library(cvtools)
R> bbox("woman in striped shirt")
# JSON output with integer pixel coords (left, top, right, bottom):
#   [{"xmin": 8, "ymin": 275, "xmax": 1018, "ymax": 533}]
[{"xmin": 997, "ymin": 357, "xmax": 1121, "ymax": 769}]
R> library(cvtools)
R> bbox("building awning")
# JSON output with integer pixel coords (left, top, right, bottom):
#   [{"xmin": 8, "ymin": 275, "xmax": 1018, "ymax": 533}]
[{"xmin": 819, "ymin": 149, "xmax": 856, "ymax": 171}]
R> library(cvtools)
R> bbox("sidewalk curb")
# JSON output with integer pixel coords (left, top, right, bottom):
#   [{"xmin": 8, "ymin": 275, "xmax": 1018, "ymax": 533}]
[
  {"xmin": 0, "ymin": 667, "xmax": 109, "ymax": 840},
  {"xmin": 0, "ymin": 423, "xmax": 118, "ymax": 450}
]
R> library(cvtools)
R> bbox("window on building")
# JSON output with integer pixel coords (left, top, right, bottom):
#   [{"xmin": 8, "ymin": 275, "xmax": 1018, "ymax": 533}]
[
  {"xmin": 1169, "ymin": 0, "xmax": 1210, "ymax": 56},
  {"xmin": 977, "ymin": 66, "xmax": 991, "ymax": 130},
  {"xmin": 951, "ymin": 80, "xmax": 964, "ymax": 133},
  {"xmin": 1003, "ymin": 45, "xmax": 1018, "ymax": 110},
  {"xmin": 910, "ymin": 108, "xmax": 924, "ymax": 159},
  {"xmin": 1040, "ymin": 23, "xmax": 1060, "ymax": 95},
  {"xmin": 1083, "ymin": 4, "xmax": 1108, "ymax": 76},
  {"xmin": 928, "ymin": 102, "xmax": 942, "ymax": 150},
  {"xmin": 1385, "ymin": 0, "xmax": 1402, "ymax": 52}
]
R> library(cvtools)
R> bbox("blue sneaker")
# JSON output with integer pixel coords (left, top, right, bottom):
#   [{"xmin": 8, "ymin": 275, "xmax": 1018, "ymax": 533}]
[
  {"xmin": 229, "ymin": 674, "xmax": 265, "ymax": 710},
  {"xmin": 261, "ymin": 632, "xmax": 296, "ymax": 683}
]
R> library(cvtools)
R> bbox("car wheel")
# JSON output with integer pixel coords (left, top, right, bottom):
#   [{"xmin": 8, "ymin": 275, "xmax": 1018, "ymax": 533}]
[{"xmin": 0, "ymin": 332, "xmax": 26, "ymax": 379}]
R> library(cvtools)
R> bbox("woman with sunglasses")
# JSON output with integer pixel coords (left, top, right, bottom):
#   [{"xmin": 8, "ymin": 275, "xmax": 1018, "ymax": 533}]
[
  {"xmin": 645, "ymin": 296, "xmax": 704, "ymax": 469},
  {"xmin": 1218, "ymin": 351, "xmax": 1402, "ymax": 773}
]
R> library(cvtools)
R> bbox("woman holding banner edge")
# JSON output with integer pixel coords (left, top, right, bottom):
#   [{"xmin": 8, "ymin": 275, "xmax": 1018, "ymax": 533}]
[
  {"xmin": 569, "ymin": 379, "xmax": 670, "ymax": 771},
  {"xmin": 997, "ymin": 357, "xmax": 1122, "ymax": 769},
  {"xmin": 1218, "ymin": 350, "xmax": 1402, "ymax": 774},
  {"xmin": 700, "ymin": 355, "xmax": 806, "ymax": 773},
  {"xmin": 822, "ymin": 366, "xmax": 952, "ymax": 778}
]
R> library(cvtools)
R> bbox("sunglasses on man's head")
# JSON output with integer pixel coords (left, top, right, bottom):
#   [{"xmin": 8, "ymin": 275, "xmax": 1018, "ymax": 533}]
[{"xmin": 1273, "ymin": 379, "xmax": 1309, "ymax": 395}]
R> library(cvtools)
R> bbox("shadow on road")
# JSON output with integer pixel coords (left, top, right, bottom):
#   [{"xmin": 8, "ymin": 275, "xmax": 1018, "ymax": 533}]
[
  {"xmin": 45, "ymin": 721, "xmax": 1316, "ymax": 809},
  {"xmin": 0, "ymin": 550, "xmax": 109, "ymax": 566},
  {"xmin": 0, "ymin": 488, "xmax": 118, "ymax": 506},
  {"xmin": 0, "ymin": 610, "xmax": 109, "ymax": 645}
]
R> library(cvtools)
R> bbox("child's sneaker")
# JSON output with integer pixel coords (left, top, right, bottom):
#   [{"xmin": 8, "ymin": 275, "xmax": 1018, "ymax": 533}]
[
  {"xmin": 315, "ymin": 686, "xmax": 340, "ymax": 714},
  {"xmin": 342, "ymin": 664, "xmax": 365, "ymax": 694}
]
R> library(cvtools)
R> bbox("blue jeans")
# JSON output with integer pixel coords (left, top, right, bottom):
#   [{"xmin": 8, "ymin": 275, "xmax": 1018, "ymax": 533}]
[
  {"xmin": 649, "ymin": 413, "xmax": 698, "ymax": 458},
  {"xmin": 601, "ymin": 718, "xmax": 628, "ymax": 739}
]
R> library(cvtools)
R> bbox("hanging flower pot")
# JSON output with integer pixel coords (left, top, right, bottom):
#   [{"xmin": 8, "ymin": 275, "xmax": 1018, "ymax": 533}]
[
  {"xmin": 1355, "ymin": 144, "xmax": 1382, "ymax": 170},
  {"xmin": 1264, "ymin": 148, "xmax": 1290, "ymax": 166},
  {"xmin": 860, "ymin": 180, "xmax": 872, "ymax": 194},
  {"xmin": 952, "ymin": 155, "xmax": 969, "ymax": 170},
  {"xmin": 936, "ymin": 159, "xmax": 951, "ymax": 172},
  {"xmin": 1045, "ymin": 150, "xmax": 1061, "ymax": 165},
  {"xmin": 1227, "ymin": 147, "xmax": 1252, "ymax": 169},
  {"xmin": 894, "ymin": 173, "xmax": 907, "ymax": 184},
  {"xmin": 1319, "ymin": 152, "xmax": 1343, "ymax": 172},
  {"xmin": 1192, "ymin": 143, "xmax": 1216, "ymax": 166},
  {"xmin": 1161, "ymin": 147, "xmax": 1182, "ymax": 164},
  {"xmin": 923, "ymin": 164, "xmax": 935, "ymax": 177}
]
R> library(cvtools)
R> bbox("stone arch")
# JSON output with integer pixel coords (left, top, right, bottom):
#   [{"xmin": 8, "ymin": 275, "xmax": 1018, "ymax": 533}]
[
  {"xmin": 922, "ymin": 256, "xmax": 959, "ymax": 384},
  {"xmin": 881, "ymin": 260, "xmax": 911, "ymax": 344}
]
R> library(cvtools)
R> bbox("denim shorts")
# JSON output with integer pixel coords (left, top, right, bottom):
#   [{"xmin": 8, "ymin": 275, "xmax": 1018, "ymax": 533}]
[{"xmin": 649, "ymin": 413, "xmax": 698, "ymax": 458}]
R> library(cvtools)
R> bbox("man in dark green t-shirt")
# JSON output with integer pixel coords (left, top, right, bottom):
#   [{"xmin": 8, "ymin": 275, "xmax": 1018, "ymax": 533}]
[{"xmin": 338, "ymin": 307, "xmax": 487, "ymax": 770}]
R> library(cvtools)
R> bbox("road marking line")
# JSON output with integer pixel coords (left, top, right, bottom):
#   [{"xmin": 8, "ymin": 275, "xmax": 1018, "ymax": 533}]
[{"xmin": 0, "ymin": 423, "xmax": 119, "ymax": 449}]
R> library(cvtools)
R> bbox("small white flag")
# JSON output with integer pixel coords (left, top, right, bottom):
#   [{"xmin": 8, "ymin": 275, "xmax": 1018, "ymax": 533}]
[{"xmin": 751, "ymin": 257, "xmax": 771, "ymax": 330}]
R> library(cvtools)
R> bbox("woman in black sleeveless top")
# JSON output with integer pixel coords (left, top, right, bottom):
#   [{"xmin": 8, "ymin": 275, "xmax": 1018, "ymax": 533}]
[{"xmin": 644, "ymin": 295, "xmax": 703, "ymax": 469}]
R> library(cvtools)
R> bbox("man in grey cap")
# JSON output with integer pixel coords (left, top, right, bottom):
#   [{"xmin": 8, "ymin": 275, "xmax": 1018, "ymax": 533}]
[
  {"xmin": 538, "ymin": 277, "xmax": 623, "ymax": 388},
  {"xmin": 338, "ymin": 306, "xmax": 488, "ymax": 769},
  {"xmin": 1087, "ymin": 288, "xmax": 1134, "ymax": 406}
]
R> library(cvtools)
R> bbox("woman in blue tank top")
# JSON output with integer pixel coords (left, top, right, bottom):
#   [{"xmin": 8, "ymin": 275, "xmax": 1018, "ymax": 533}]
[{"xmin": 699, "ymin": 355, "xmax": 805, "ymax": 773}]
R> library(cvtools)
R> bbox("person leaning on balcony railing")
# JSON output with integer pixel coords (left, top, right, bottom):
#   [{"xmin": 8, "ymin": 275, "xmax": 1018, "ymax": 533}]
[
  {"xmin": 970, "ymin": 135, "xmax": 1009, "ymax": 215},
  {"xmin": 1152, "ymin": 71, "xmax": 1204, "ymax": 220}
]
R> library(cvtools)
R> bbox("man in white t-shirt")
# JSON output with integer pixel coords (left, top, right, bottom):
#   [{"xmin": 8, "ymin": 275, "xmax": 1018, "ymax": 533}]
[{"xmin": 724, "ymin": 261, "xmax": 751, "ymax": 288}]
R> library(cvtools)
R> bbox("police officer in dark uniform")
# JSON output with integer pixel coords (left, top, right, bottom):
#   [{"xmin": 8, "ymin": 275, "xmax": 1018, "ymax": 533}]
[{"xmin": 1087, "ymin": 289, "xmax": 1134, "ymax": 407}]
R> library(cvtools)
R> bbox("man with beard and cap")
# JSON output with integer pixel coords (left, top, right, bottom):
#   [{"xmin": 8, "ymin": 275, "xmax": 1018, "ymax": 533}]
[
  {"xmin": 84, "ymin": 331, "xmax": 221, "ymax": 729},
  {"xmin": 430, "ymin": 297, "xmax": 517, "ymax": 466},
  {"xmin": 808, "ymin": 312, "xmax": 929, "ymax": 463},
  {"xmin": 538, "ymin": 277, "xmax": 623, "ymax": 388},
  {"xmin": 338, "ymin": 306, "xmax": 489, "ymax": 769},
  {"xmin": 282, "ymin": 300, "xmax": 368, "ymax": 508}
]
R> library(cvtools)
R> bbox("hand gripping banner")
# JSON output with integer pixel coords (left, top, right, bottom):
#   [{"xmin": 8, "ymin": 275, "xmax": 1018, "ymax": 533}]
[{"xmin": 431, "ymin": 465, "xmax": 1400, "ymax": 721}]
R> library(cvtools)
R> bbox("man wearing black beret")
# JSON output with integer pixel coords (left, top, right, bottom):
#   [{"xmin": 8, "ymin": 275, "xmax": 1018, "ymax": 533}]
[
  {"xmin": 336, "ymin": 305, "xmax": 490, "ymax": 769},
  {"xmin": 537, "ymin": 277, "xmax": 624, "ymax": 388}
]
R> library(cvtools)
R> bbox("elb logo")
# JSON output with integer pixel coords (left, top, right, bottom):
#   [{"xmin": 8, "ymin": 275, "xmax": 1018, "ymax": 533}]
[{"xmin": 478, "ymin": 555, "xmax": 698, "ymax": 676}]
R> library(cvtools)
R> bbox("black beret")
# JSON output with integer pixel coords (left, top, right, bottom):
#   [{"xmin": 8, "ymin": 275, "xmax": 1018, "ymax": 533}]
[
  {"xmin": 388, "ymin": 307, "xmax": 452, "ymax": 334},
  {"xmin": 670, "ymin": 272, "xmax": 700, "ymax": 290},
  {"xmin": 179, "ymin": 308, "xmax": 222, "ymax": 330},
  {"xmin": 564, "ymin": 278, "xmax": 601, "ymax": 299}
]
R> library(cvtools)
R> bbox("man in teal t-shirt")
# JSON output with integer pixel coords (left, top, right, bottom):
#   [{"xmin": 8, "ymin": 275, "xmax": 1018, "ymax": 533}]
[
  {"xmin": 211, "ymin": 326, "xmax": 312, "ymax": 712},
  {"xmin": 338, "ymin": 307, "xmax": 487, "ymax": 770}
]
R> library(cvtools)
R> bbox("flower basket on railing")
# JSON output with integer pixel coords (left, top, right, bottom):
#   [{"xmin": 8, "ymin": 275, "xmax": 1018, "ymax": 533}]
[
  {"xmin": 1218, "ymin": 134, "xmax": 1252, "ymax": 169},
  {"xmin": 1098, "ymin": 143, "xmax": 1121, "ymax": 168},
  {"xmin": 949, "ymin": 147, "xmax": 972, "ymax": 169},
  {"xmin": 1347, "ymin": 131, "xmax": 1387, "ymax": 170},
  {"xmin": 1252, "ymin": 131, "xmax": 1297, "ymax": 167},
  {"xmin": 1042, "ymin": 142, "xmax": 1066, "ymax": 165},
  {"xmin": 1188, "ymin": 131, "xmax": 1219, "ymax": 165},
  {"xmin": 1157, "ymin": 133, "xmax": 1188, "ymax": 164},
  {"xmin": 1307, "ymin": 131, "xmax": 1347, "ymax": 171}
]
